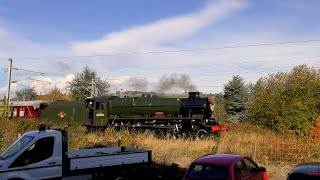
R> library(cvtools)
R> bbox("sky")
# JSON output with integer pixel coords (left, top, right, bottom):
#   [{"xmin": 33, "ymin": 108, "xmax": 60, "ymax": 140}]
[{"xmin": 0, "ymin": 0, "xmax": 320, "ymax": 98}]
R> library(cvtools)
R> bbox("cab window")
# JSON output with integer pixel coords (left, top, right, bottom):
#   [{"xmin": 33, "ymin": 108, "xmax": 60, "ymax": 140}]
[
  {"xmin": 95, "ymin": 102, "xmax": 100, "ymax": 110},
  {"xmin": 95, "ymin": 102, "xmax": 105, "ymax": 110},
  {"xmin": 10, "ymin": 137, "xmax": 54, "ymax": 168}
]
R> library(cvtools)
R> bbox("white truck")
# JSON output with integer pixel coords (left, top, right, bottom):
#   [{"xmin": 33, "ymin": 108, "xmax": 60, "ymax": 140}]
[{"xmin": 0, "ymin": 126, "xmax": 151, "ymax": 180}]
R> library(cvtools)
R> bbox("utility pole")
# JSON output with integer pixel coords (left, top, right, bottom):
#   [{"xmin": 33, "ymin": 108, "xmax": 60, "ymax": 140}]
[
  {"xmin": 95, "ymin": 78, "xmax": 99, "ymax": 96},
  {"xmin": 6, "ymin": 58, "xmax": 12, "ymax": 106},
  {"xmin": 5, "ymin": 58, "xmax": 12, "ymax": 121},
  {"xmin": 90, "ymin": 78, "xmax": 94, "ymax": 97},
  {"xmin": 90, "ymin": 78, "xmax": 99, "ymax": 97}
]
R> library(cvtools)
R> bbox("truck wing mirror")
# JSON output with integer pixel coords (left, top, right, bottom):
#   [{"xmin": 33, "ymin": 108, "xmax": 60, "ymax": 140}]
[{"xmin": 24, "ymin": 159, "xmax": 29, "ymax": 165}]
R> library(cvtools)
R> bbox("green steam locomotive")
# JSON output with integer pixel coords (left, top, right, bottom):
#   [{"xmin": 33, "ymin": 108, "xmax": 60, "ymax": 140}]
[{"xmin": 40, "ymin": 92, "xmax": 226, "ymax": 138}]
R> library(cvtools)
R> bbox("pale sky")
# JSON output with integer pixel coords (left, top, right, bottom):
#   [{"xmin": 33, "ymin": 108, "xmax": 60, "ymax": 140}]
[{"xmin": 0, "ymin": 0, "xmax": 320, "ymax": 97}]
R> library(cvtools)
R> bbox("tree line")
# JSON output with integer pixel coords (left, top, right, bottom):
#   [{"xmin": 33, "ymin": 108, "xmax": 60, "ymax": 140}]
[
  {"xmin": 11, "ymin": 66, "xmax": 109, "ymax": 102},
  {"xmin": 220, "ymin": 65, "xmax": 320, "ymax": 136}
]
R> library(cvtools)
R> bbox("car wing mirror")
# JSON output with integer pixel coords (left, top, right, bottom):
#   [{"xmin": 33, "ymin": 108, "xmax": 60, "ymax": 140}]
[{"xmin": 259, "ymin": 166, "xmax": 267, "ymax": 172}]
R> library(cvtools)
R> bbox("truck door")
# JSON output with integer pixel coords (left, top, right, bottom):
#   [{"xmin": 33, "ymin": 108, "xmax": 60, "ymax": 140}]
[
  {"xmin": 93, "ymin": 101, "xmax": 107, "ymax": 127},
  {"xmin": 9, "ymin": 136, "xmax": 62, "ymax": 179}
]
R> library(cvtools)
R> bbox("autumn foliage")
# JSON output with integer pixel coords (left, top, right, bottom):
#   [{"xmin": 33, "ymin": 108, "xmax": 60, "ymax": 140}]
[
  {"xmin": 309, "ymin": 117, "xmax": 320, "ymax": 138},
  {"xmin": 37, "ymin": 87, "xmax": 70, "ymax": 102}
]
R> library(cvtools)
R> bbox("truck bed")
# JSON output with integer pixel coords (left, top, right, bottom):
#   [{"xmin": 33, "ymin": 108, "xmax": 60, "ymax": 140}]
[{"xmin": 68, "ymin": 146, "xmax": 151, "ymax": 170}]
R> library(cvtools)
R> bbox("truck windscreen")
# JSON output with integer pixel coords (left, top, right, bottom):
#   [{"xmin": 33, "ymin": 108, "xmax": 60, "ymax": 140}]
[{"xmin": 0, "ymin": 135, "xmax": 34, "ymax": 159}]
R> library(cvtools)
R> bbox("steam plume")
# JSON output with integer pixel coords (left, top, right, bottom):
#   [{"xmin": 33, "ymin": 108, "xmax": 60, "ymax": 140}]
[
  {"xmin": 156, "ymin": 73, "xmax": 197, "ymax": 93},
  {"xmin": 127, "ymin": 78, "xmax": 149, "ymax": 91}
]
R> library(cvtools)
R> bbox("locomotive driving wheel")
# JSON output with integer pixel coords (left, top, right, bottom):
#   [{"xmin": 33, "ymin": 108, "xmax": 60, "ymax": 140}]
[{"xmin": 196, "ymin": 129, "xmax": 208, "ymax": 140}]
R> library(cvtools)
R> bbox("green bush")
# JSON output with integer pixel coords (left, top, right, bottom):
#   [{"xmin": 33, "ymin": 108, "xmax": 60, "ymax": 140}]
[{"xmin": 247, "ymin": 65, "xmax": 320, "ymax": 135}]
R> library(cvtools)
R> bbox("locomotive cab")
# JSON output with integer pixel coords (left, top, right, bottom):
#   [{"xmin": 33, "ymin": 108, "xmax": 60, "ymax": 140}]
[
  {"xmin": 180, "ymin": 92, "xmax": 212, "ymax": 119},
  {"xmin": 85, "ymin": 97, "xmax": 110, "ymax": 127}
]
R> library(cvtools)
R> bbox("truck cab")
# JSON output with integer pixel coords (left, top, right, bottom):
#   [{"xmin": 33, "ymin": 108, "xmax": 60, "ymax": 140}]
[{"xmin": 0, "ymin": 129, "xmax": 63, "ymax": 179}]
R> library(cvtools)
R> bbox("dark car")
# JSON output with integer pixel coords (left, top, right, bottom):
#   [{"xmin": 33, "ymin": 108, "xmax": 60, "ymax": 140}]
[
  {"xmin": 183, "ymin": 154, "xmax": 268, "ymax": 180},
  {"xmin": 287, "ymin": 162, "xmax": 320, "ymax": 180}
]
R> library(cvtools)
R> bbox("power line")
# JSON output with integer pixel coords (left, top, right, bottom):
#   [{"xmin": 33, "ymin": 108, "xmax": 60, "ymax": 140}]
[
  {"xmin": 41, "ymin": 55, "xmax": 320, "ymax": 76},
  {"xmin": 40, "ymin": 62, "xmax": 320, "ymax": 84},
  {"xmin": 105, "ymin": 64, "xmax": 320, "ymax": 84},
  {"xmin": 5, "ymin": 64, "xmax": 320, "ymax": 92},
  {"xmin": 7, "ymin": 39, "xmax": 320, "ymax": 60},
  {"xmin": 12, "ymin": 68, "xmax": 45, "ymax": 75},
  {"xmin": 8, "ymin": 58, "xmax": 320, "ymax": 87},
  {"xmin": 100, "ymin": 55, "xmax": 320, "ymax": 73}
]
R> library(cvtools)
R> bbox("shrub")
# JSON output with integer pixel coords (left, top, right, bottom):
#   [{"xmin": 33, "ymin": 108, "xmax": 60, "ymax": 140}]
[{"xmin": 247, "ymin": 65, "xmax": 320, "ymax": 135}]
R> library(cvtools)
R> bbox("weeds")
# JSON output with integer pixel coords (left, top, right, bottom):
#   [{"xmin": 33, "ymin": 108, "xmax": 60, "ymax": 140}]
[{"xmin": 1, "ymin": 119, "xmax": 319, "ymax": 180}]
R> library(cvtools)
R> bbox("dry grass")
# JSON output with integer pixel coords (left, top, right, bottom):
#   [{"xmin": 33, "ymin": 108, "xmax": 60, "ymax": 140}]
[{"xmin": 1, "ymin": 119, "xmax": 320, "ymax": 180}]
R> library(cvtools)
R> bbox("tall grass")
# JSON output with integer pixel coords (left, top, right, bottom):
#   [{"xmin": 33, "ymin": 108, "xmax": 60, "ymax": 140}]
[{"xmin": 1, "ymin": 118, "xmax": 320, "ymax": 180}]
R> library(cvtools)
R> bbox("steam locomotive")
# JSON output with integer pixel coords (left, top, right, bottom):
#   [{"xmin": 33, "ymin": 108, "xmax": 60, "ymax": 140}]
[{"xmin": 15, "ymin": 92, "xmax": 226, "ymax": 139}]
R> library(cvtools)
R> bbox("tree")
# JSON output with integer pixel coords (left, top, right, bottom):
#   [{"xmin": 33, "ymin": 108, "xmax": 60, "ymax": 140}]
[
  {"xmin": 15, "ymin": 87, "xmax": 37, "ymax": 101},
  {"xmin": 223, "ymin": 75, "xmax": 250, "ymax": 123},
  {"xmin": 68, "ymin": 66, "xmax": 110, "ymax": 100},
  {"xmin": 44, "ymin": 87, "xmax": 70, "ymax": 102},
  {"xmin": 212, "ymin": 93, "xmax": 228, "ymax": 122},
  {"xmin": 247, "ymin": 65, "xmax": 320, "ymax": 135}
]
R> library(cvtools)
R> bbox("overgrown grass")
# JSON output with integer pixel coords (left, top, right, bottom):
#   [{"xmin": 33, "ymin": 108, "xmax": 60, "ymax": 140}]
[{"xmin": 1, "ymin": 118, "xmax": 320, "ymax": 180}]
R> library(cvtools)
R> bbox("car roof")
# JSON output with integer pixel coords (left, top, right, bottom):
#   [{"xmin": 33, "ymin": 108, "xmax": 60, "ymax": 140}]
[
  {"xmin": 290, "ymin": 162, "xmax": 320, "ymax": 174},
  {"xmin": 191, "ymin": 154, "xmax": 245, "ymax": 167}
]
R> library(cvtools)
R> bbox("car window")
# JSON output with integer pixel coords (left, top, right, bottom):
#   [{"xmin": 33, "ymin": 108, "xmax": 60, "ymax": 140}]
[
  {"xmin": 189, "ymin": 164, "xmax": 227, "ymax": 179},
  {"xmin": 244, "ymin": 158, "xmax": 259, "ymax": 174},
  {"xmin": 234, "ymin": 160, "xmax": 248, "ymax": 178}
]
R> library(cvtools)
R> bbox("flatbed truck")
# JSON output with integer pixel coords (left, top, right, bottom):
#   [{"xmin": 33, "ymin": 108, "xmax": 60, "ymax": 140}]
[{"xmin": 0, "ymin": 125, "xmax": 151, "ymax": 180}]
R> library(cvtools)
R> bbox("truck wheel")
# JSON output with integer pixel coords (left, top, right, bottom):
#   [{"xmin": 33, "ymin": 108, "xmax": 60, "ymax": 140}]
[{"xmin": 196, "ymin": 129, "xmax": 207, "ymax": 140}]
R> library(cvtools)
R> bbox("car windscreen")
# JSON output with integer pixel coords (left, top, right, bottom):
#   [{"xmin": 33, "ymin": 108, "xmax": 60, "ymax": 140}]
[{"xmin": 188, "ymin": 164, "xmax": 227, "ymax": 180}]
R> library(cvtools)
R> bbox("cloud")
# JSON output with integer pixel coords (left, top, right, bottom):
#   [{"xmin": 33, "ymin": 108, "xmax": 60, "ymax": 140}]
[
  {"xmin": 72, "ymin": 0, "xmax": 247, "ymax": 54},
  {"xmin": 30, "ymin": 74, "xmax": 75, "ymax": 95},
  {"xmin": 1, "ymin": 0, "xmax": 320, "ymax": 97},
  {"xmin": 0, "ymin": 83, "xmax": 18, "ymax": 100},
  {"xmin": 0, "ymin": 86, "xmax": 7, "ymax": 99}
]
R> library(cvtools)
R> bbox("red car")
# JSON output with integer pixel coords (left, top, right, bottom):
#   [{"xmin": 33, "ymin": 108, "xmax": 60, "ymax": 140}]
[{"xmin": 183, "ymin": 154, "xmax": 268, "ymax": 180}]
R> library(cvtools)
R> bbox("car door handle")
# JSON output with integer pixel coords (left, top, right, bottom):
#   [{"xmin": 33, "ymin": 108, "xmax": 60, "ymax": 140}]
[{"xmin": 49, "ymin": 161, "xmax": 56, "ymax": 165}]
